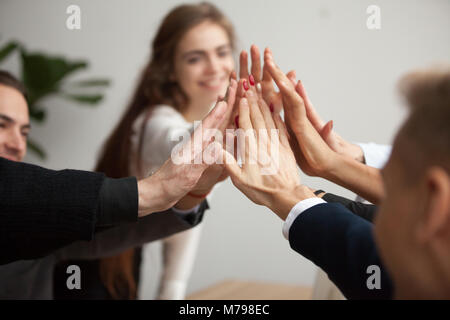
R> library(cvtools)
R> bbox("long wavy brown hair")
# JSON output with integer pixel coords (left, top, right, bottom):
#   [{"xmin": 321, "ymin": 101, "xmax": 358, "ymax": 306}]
[{"xmin": 94, "ymin": 2, "xmax": 236, "ymax": 299}]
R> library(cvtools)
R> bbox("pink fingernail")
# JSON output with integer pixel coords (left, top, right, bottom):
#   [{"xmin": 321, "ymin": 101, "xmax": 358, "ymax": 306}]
[
  {"xmin": 249, "ymin": 75, "xmax": 255, "ymax": 86},
  {"xmin": 243, "ymin": 80, "xmax": 249, "ymax": 91}
]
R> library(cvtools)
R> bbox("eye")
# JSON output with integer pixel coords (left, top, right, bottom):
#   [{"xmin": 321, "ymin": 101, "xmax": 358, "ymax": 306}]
[
  {"xmin": 218, "ymin": 49, "xmax": 231, "ymax": 58},
  {"xmin": 21, "ymin": 129, "xmax": 30, "ymax": 138},
  {"xmin": 0, "ymin": 123, "xmax": 6, "ymax": 128},
  {"xmin": 187, "ymin": 56, "xmax": 201, "ymax": 64}
]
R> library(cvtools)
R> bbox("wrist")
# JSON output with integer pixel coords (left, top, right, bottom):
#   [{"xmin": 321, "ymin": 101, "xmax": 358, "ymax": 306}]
[
  {"xmin": 137, "ymin": 174, "xmax": 172, "ymax": 217},
  {"xmin": 269, "ymin": 185, "xmax": 316, "ymax": 220},
  {"xmin": 349, "ymin": 143, "xmax": 365, "ymax": 163}
]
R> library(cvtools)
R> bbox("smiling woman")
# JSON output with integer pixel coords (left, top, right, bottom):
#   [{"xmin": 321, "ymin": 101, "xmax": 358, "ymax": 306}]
[{"xmin": 53, "ymin": 2, "xmax": 236, "ymax": 300}]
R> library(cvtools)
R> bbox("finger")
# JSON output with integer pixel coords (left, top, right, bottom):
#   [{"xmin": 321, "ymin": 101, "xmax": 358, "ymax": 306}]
[
  {"xmin": 264, "ymin": 49, "xmax": 296, "ymax": 94},
  {"xmin": 239, "ymin": 50, "xmax": 249, "ymax": 79},
  {"xmin": 257, "ymin": 92, "xmax": 277, "ymax": 131},
  {"xmin": 230, "ymin": 70, "xmax": 237, "ymax": 81},
  {"xmin": 272, "ymin": 113, "xmax": 290, "ymax": 148},
  {"xmin": 261, "ymin": 62, "xmax": 278, "ymax": 107},
  {"xmin": 222, "ymin": 148, "xmax": 242, "ymax": 185},
  {"xmin": 320, "ymin": 120, "xmax": 333, "ymax": 141},
  {"xmin": 250, "ymin": 44, "xmax": 262, "ymax": 82},
  {"xmin": 201, "ymin": 100, "xmax": 227, "ymax": 133},
  {"xmin": 264, "ymin": 49, "xmax": 306, "ymax": 120},
  {"xmin": 295, "ymin": 80, "xmax": 325, "ymax": 129},
  {"xmin": 287, "ymin": 70, "xmax": 297, "ymax": 85},
  {"xmin": 245, "ymin": 87, "xmax": 267, "ymax": 134},
  {"xmin": 238, "ymin": 98, "xmax": 257, "ymax": 168},
  {"xmin": 218, "ymin": 79, "xmax": 238, "ymax": 132}
]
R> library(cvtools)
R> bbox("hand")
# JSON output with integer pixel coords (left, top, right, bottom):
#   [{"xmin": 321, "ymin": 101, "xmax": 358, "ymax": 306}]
[
  {"xmin": 239, "ymin": 45, "xmax": 296, "ymax": 114},
  {"xmin": 137, "ymin": 80, "xmax": 238, "ymax": 216},
  {"xmin": 222, "ymin": 81, "xmax": 315, "ymax": 220},
  {"xmin": 264, "ymin": 49, "xmax": 384, "ymax": 204},
  {"xmin": 264, "ymin": 48, "xmax": 338, "ymax": 177},
  {"xmin": 291, "ymin": 77, "xmax": 365, "ymax": 163}
]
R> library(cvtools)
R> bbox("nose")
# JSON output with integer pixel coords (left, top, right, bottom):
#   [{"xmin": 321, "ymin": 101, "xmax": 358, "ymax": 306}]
[
  {"xmin": 5, "ymin": 129, "xmax": 26, "ymax": 159},
  {"xmin": 205, "ymin": 54, "xmax": 221, "ymax": 75}
]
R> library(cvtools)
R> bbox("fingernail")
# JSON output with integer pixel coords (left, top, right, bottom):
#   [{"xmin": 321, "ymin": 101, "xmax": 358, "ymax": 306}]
[
  {"xmin": 243, "ymin": 80, "xmax": 249, "ymax": 91},
  {"xmin": 235, "ymin": 115, "xmax": 239, "ymax": 128},
  {"xmin": 249, "ymin": 75, "xmax": 255, "ymax": 86},
  {"xmin": 269, "ymin": 103, "xmax": 274, "ymax": 113}
]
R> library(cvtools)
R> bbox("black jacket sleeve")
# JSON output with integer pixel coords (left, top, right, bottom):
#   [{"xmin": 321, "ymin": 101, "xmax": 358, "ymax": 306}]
[
  {"xmin": 288, "ymin": 202, "xmax": 393, "ymax": 299},
  {"xmin": 0, "ymin": 158, "xmax": 138, "ymax": 264},
  {"xmin": 55, "ymin": 201, "xmax": 209, "ymax": 260},
  {"xmin": 322, "ymin": 193, "xmax": 377, "ymax": 223},
  {"xmin": 0, "ymin": 158, "xmax": 105, "ymax": 264}
]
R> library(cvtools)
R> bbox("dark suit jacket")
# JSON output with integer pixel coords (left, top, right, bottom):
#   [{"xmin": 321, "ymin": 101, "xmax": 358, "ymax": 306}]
[
  {"xmin": 288, "ymin": 202, "xmax": 393, "ymax": 299},
  {"xmin": 0, "ymin": 157, "xmax": 104, "ymax": 264},
  {"xmin": 322, "ymin": 193, "xmax": 377, "ymax": 222}
]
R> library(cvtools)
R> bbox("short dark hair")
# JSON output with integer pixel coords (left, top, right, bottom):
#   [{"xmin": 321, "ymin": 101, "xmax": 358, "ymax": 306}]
[
  {"xmin": 0, "ymin": 70, "xmax": 27, "ymax": 100},
  {"xmin": 395, "ymin": 67, "xmax": 450, "ymax": 177}
]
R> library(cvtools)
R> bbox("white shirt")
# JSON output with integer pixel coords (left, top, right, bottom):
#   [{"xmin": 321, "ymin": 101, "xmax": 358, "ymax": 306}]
[{"xmin": 130, "ymin": 105, "xmax": 201, "ymax": 213}]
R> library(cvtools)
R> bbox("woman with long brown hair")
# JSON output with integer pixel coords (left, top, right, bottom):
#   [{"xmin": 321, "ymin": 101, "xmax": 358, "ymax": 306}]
[{"xmin": 56, "ymin": 2, "xmax": 237, "ymax": 299}]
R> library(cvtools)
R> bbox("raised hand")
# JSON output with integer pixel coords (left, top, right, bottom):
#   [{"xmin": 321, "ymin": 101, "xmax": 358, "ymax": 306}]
[
  {"xmin": 291, "ymin": 78, "xmax": 365, "ymax": 163},
  {"xmin": 222, "ymin": 80, "xmax": 315, "ymax": 220},
  {"xmin": 137, "ymin": 79, "xmax": 238, "ymax": 216},
  {"xmin": 264, "ymin": 48, "xmax": 384, "ymax": 204},
  {"xmin": 239, "ymin": 45, "xmax": 296, "ymax": 114}
]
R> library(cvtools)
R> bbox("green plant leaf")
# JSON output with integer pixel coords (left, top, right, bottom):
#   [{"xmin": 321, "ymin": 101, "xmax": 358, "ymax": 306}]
[
  {"xmin": 20, "ymin": 47, "xmax": 88, "ymax": 105},
  {"xmin": 0, "ymin": 41, "xmax": 19, "ymax": 63},
  {"xmin": 68, "ymin": 78, "xmax": 111, "ymax": 87},
  {"xmin": 62, "ymin": 93, "xmax": 104, "ymax": 105},
  {"xmin": 27, "ymin": 138, "xmax": 46, "ymax": 159}
]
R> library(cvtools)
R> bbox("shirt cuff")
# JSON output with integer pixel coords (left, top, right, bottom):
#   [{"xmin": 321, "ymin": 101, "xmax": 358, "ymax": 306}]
[
  {"xmin": 97, "ymin": 177, "xmax": 138, "ymax": 227},
  {"xmin": 282, "ymin": 198, "xmax": 326, "ymax": 240},
  {"xmin": 356, "ymin": 142, "xmax": 392, "ymax": 169},
  {"xmin": 172, "ymin": 204, "xmax": 201, "ymax": 215}
]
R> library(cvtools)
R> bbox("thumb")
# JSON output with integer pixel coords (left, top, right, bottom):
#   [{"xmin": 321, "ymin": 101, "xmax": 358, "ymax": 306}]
[
  {"xmin": 221, "ymin": 148, "xmax": 242, "ymax": 184},
  {"xmin": 320, "ymin": 120, "xmax": 334, "ymax": 142}
]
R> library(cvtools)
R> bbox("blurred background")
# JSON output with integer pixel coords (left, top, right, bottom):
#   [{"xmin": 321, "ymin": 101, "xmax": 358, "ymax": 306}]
[{"xmin": 1, "ymin": 0, "xmax": 449, "ymax": 299}]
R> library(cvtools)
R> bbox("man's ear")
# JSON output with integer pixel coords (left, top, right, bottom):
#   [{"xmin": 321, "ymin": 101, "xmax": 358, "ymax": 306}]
[{"xmin": 415, "ymin": 167, "xmax": 450, "ymax": 243}]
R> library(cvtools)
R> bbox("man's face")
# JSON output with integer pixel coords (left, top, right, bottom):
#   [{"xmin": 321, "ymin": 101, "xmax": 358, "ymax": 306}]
[
  {"xmin": 0, "ymin": 84, "xmax": 29, "ymax": 162},
  {"xmin": 374, "ymin": 139, "xmax": 424, "ymax": 290}
]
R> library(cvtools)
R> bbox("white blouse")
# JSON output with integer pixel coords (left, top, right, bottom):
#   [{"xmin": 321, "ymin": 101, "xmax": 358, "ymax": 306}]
[{"xmin": 129, "ymin": 105, "xmax": 194, "ymax": 179}]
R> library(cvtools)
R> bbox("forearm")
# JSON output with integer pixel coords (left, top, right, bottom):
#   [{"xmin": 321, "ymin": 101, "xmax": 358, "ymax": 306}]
[
  {"xmin": 324, "ymin": 155, "xmax": 384, "ymax": 204},
  {"xmin": 174, "ymin": 191, "xmax": 209, "ymax": 210}
]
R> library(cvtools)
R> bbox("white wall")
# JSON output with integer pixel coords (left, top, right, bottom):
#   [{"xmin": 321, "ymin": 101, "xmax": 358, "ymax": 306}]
[{"xmin": 1, "ymin": 0, "xmax": 449, "ymax": 298}]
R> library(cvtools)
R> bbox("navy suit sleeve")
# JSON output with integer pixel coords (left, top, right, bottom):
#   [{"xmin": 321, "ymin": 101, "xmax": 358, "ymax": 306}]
[{"xmin": 288, "ymin": 202, "xmax": 393, "ymax": 299}]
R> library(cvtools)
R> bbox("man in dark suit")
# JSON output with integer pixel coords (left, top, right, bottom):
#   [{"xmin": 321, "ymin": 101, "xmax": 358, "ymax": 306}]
[
  {"xmin": 0, "ymin": 71, "xmax": 238, "ymax": 298},
  {"xmin": 0, "ymin": 71, "xmax": 237, "ymax": 264}
]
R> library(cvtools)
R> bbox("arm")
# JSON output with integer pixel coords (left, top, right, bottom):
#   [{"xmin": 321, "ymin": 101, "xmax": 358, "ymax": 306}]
[
  {"xmin": 321, "ymin": 192, "xmax": 377, "ymax": 223},
  {"xmin": 54, "ymin": 202, "xmax": 208, "ymax": 261},
  {"xmin": 263, "ymin": 49, "xmax": 384, "ymax": 204},
  {"xmin": 0, "ymin": 157, "xmax": 104, "ymax": 264},
  {"xmin": 287, "ymin": 202, "xmax": 393, "ymax": 299},
  {"xmin": 220, "ymin": 81, "xmax": 391, "ymax": 299},
  {"xmin": 0, "ymin": 80, "xmax": 236, "ymax": 265}
]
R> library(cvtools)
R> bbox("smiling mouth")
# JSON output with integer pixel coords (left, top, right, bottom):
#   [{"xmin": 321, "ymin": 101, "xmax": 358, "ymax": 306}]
[{"xmin": 199, "ymin": 77, "xmax": 227, "ymax": 89}]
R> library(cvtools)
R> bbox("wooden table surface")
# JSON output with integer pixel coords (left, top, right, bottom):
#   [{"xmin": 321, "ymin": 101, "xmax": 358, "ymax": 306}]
[{"xmin": 187, "ymin": 279, "xmax": 312, "ymax": 300}]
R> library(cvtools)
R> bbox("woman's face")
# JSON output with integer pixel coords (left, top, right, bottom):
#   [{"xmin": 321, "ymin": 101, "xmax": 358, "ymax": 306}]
[{"xmin": 173, "ymin": 21, "xmax": 235, "ymax": 108}]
